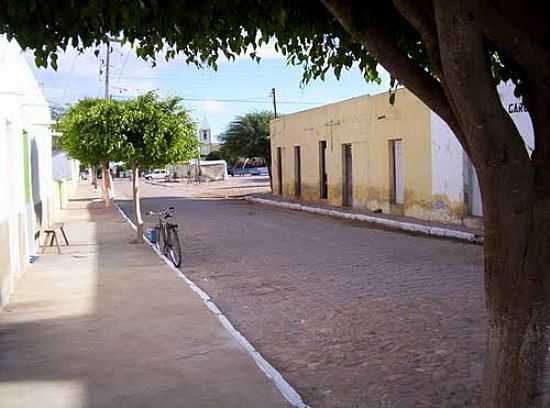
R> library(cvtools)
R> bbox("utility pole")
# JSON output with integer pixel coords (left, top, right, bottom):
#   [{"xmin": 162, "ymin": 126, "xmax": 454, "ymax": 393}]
[
  {"xmin": 271, "ymin": 87, "xmax": 277, "ymax": 118},
  {"xmin": 104, "ymin": 40, "xmax": 110, "ymax": 99},
  {"xmin": 103, "ymin": 37, "xmax": 121, "ymax": 100}
]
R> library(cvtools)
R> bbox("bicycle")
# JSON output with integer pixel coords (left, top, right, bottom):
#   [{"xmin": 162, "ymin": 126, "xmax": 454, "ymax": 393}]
[{"xmin": 147, "ymin": 206, "xmax": 182, "ymax": 267}]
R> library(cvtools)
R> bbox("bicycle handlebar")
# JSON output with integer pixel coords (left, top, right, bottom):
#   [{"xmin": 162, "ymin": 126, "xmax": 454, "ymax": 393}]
[{"xmin": 146, "ymin": 206, "xmax": 176, "ymax": 217}]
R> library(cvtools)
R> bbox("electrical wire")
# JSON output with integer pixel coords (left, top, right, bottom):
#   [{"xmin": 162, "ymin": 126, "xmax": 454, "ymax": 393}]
[
  {"xmin": 61, "ymin": 51, "xmax": 78, "ymax": 103},
  {"xmin": 116, "ymin": 47, "xmax": 131, "ymax": 87}
]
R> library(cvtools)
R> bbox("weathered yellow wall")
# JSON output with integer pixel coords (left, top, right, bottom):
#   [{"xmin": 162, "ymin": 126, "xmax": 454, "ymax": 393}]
[{"xmin": 270, "ymin": 89, "xmax": 454, "ymax": 223}]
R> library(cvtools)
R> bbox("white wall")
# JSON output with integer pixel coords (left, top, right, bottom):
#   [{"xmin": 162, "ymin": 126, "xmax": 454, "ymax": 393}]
[
  {"xmin": 430, "ymin": 113, "xmax": 465, "ymax": 211},
  {"xmin": 0, "ymin": 36, "xmax": 53, "ymax": 306},
  {"xmin": 430, "ymin": 81, "xmax": 534, "ymax": 220}
]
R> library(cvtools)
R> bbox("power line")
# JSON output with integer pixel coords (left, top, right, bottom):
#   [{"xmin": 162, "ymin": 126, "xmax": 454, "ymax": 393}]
[
  {"xmin": 116, "ymin": 48, "xmax": 131, "ymax": 87},
  {"xmin": 112, "ymin": 94, "xmax": 327, "ymax": 105},
  {"xmin": 61, "ymin": 52, "xmax": 78, "ymax": 103}
]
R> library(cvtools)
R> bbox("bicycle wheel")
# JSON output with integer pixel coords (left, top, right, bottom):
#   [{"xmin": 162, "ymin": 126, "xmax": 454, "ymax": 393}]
[{"xmin": 166, "ymin": 227, "xmax": 182, "ymax": 267}]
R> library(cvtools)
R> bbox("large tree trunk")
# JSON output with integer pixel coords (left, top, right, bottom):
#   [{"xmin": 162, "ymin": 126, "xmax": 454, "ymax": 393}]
[
  {"xmin": 480, "ymin": 169, "xmax": 550, "ymax": 407},
  {"xmin": 432, "ymin": 1, "xmax": 550, "ymax": 406},
  {"xmin": 132, "ymin": 165, "xmax": 144, "ymax": 242}
]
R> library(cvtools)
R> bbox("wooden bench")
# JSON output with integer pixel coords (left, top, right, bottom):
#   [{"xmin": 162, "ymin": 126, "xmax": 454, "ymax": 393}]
[{"xmin": 42, "ymin": 223, "xmax": 69, "ymax": 254}]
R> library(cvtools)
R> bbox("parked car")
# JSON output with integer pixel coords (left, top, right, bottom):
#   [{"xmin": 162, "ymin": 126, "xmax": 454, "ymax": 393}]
[
  {"xmin": 144, "ymin": 169, "xmax": 169, "ymax": 180},
  {"xmin": 250, "ymin": 166, "xmax": 268, "ymax": 176}
]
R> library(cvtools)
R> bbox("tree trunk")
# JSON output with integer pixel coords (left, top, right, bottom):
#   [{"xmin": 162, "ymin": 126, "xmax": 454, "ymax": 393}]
[
  {"xmin": 480, "ymin": 172, "xmax": 550, "ymax": 408},
  {"xmin": 101, "ymin": 162, "xmax": 112, "ymax": 208},
  {"xmin": 91, "ymin": 165, "xmax": 98, "ymax": 189},
  {"xmin": 132, "ymin": 165, "xmax": 144, "ymax": 242},
  {"xmin": 429, "ymin": 1, "xmax": 550, "ymax": 404}
]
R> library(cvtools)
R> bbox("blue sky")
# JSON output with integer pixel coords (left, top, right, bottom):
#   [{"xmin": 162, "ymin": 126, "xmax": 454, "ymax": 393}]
[{"xmin": 26, "ymin": 42, "xmax": 390, "ymax": 141}]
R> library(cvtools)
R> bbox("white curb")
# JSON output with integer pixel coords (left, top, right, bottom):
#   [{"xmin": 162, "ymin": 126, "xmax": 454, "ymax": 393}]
[
  {"xmin": 246, "ymin": 196, "xmax": 483, "ymax": 244},
  {"xmin": 113, "ymin": 203, "xmax": 310, "ymax": 408}
]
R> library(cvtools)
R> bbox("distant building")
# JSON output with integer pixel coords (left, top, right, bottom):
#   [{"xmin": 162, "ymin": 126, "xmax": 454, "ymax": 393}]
[
  {"xmin": 198, "ymin": 117, "xmax": 221, "ymax": 157},
  {"xmin": 270, "ymin": 85, "xmax": 532, "ymax": 226}
]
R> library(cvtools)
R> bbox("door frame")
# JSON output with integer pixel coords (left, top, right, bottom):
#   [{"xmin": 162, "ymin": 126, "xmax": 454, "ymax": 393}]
[
  {"xmin": 342, "ymin": 143, "xmax": 353, "ymax": 207},
  {"xmin": 294, "ymin": 145, "xmax": 301, "ymax": 197}
]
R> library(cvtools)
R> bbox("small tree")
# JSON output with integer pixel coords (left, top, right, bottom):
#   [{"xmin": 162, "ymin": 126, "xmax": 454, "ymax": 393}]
[
  {"xmin": 120, "ymin": 92, "xmax": 197, "ymax": 241},
  {"xmin": 205, "ymin": 150, "xmax": 222, "ymax": 161},
  {"xmin": 59, "ymin": 98, "xmax": 125, "ymax": 207},
  {"xmin": 221, "ymin": 111, "xmax": 274, "ymax": 184}
]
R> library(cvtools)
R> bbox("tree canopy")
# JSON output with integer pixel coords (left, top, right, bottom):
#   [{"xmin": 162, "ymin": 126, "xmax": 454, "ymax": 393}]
[
  {"xmin": 59, "ymin": 98, "xmax": 125, "ymax": 167},
  {"xmin": 120, "ymin": 92, "xmax": 198, "ymax": 170},
  {"xmin": 220, "ymin": 111, "xmax": 273, "ymax": 163}
]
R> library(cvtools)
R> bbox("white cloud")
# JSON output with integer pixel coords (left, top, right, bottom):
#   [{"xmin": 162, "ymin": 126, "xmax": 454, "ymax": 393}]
[
  {"xmin": 24, "ymin": 43, "xmax": 175, "ymax": 105},
  {"xmin": 199, "ymin": 100, "xmax": 228, "ymax": 113}
]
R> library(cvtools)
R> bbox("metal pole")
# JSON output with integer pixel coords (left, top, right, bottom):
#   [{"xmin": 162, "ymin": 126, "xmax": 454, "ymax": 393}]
[
  {"xmin": 272, "ymin": 87, "xmax": 277, "ymax": 118},
  {"xmin": 104, "ymin": 40, "xmax": 110, "ymax": 99}
]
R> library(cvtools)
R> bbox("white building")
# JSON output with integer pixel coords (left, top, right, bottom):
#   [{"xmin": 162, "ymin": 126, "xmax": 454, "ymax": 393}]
[
  {"xmin": 198, "ymin": 117, "xmax": 221, "ymax": 157},
  {"xmin": 0, "ymin": 37, "xmax": 55, "ymax": 306},
  {"xmin": 199, "ymin": 117, "xmax": 212, "ymax": 156}
]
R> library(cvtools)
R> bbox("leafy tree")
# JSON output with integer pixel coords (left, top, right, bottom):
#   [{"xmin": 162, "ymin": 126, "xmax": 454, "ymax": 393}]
[
  {"xmin": 205, "ymin": 150, "xmax": 222, "ymax": 161},
  {"xmin": 221, "ymin": 111, "xmax": 273, "ymax": 184},
  {"xmin": 120, "ymin": 92, "xmax": 197, "ymax": 240},
  {"xmin": 4, "ymin": 1, "xmax": 550, "ymax": 405},
  {"xmin": 217, "ymin": 144, "xmax": 240, "ymax": 167},
  {"xmin": 58, "ymin": 98, "xmax": 125, "ymax": 207},
  {"xmin": 221, "ymin": 111, "xmax": 273, "ymax": 161}
]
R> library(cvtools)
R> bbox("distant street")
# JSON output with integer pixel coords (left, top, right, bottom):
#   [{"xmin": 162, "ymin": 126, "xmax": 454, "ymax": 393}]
[{"xmin": 116, "ymin": 177, "xmax": 485, "ymax": 408}]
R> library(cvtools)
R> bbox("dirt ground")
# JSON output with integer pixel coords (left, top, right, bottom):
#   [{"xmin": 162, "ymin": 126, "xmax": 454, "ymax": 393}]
[{"xmin": 115, "ymin": 177, "xmax": 485, "ymax": 408}]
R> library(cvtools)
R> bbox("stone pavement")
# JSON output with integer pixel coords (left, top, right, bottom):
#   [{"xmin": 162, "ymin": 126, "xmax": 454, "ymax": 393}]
[
  {"xmin": 248, "ymin": 193, "xmax": 484, "ymax": 244},
  {"xmin": 0, "ymin": 185, "xmax": 291, "ymax": 408},
  {"xmin": 114, "ymin": 178, "xmax": 485, "ymax": 408}
]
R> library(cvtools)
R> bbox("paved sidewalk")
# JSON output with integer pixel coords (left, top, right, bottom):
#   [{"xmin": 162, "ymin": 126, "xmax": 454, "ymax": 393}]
[
  {"xmin": 248, "ymin": 193, "xmax": 484, "ymax": 244},
  {"xmin": 0, "ymin": 186, "xmax": 290, "ymax": 408}
]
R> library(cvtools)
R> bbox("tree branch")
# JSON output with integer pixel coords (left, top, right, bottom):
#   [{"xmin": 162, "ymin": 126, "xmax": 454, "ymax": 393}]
[
  {"xmin": 480, "ymin": 2, "xmax": 550, "ymax": 72},
  {"xmin": 392, "ymin": 0, "xmax": 443, "ymax": 79},
  {"xmin": 321, "ymin": 0, "xmax": 469, "ymax": 154},
  {"xmin": 433, "ymin": 0, "xmax": 530, "ymax": 168}
]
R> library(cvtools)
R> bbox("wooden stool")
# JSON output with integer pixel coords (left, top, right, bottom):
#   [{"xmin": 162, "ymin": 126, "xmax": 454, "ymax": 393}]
[{"xmin": 42, "ymin": 223, "xmax": 69, "ymax": 254}]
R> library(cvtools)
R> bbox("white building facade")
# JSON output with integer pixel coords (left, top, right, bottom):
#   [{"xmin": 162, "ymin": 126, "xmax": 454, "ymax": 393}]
[
  {"xmin": 430, "ymin": 82, "xmax": 533, "ymax": 221},
  {"xmin": 0, "ymin": 37, "xmax": 54, "ymax": 306}
]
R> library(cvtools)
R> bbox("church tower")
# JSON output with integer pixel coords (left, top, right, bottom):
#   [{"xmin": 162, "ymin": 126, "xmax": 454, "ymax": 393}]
[{"xmin": 199, "ymin": 117, "xmax": 212, "ymax": 156}]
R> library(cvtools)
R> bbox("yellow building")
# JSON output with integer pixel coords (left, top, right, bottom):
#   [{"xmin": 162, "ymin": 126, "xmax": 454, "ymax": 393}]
[{"xmin": 270, "ymin": 86, "xmax": 533, "ymax": 225}]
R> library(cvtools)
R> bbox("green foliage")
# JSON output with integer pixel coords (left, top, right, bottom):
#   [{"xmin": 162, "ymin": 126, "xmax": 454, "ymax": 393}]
[
  {"xmin": 58, "ymin": 93, "xmax": 197, "ymax": 169},
  {"xmin": 120, "ymin": 92, "xmax": 198, "ymax": 169},
  {"xmin": 205, "ymin": 150, "xmax": 223, "ymax": 161},
  {"xmin": 0, "ymin": 1, "xmax": 531, "ymax": 100},
  {"xmin": 58, "ymin": 98, "xmax": 126, "ymax": 167},
  {"xmin": 0, "ymin": 1, "xmax": 384, "ymax": 88},
  {"xmin": 217, "ymin": 145, "xmax": 239, "ymax": 166},
  {"xmin": 220, "ymin": 111, "xmax": 273, "ymax": 162}
]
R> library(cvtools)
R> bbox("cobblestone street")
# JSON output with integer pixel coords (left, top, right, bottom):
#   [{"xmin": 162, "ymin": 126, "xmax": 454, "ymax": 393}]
[{"xmin": 117, "ymin": 179, "xmax": 485, "ymax": 407}]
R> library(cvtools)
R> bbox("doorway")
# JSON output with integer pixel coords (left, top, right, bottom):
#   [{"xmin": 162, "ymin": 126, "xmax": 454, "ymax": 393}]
[
  {"xmin": 319, "ymin": 141, "xmax": 328, "ymax": 199},
  {"xmin": 389, "ymin": 139, "xmax": 404, "ymax": 205},
  {"xmin": 294, "ymin": 146, "xmax": 301, "ymax": 197},
  {"xmin": 342, "ymin": 143, "xmax": 353, "ymax": 207},
  {"xmin": 463, "ymin": 155, "xmax": 483, "ymax": 216},
  {"xmin": 276, "ymin": 147, "xmax": 283, "ymax": 195}
]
